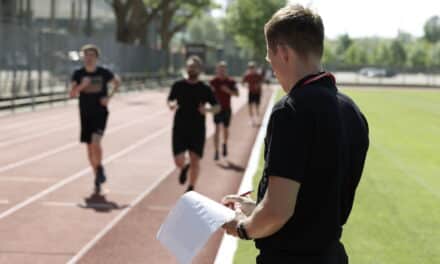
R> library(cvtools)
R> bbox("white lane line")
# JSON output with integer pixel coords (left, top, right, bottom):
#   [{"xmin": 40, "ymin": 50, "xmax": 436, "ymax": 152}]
[
  {"xmin": 214, "ymin": 90, "xmax": 277, "ymax": 264},
  {"xmin": 66, "ymin": 90, "xmax": 252, "ymax": 263},
  {"xmin": 0, "ymin": 110, "xmax": 168, "ymax": 174},
  {"xmin": 0, "ymin": 125, "xmax": 171, "ymax": 220},
  {"xmin": 66, "ymin": 167, "xmax": 175, "ymax": 264},
  {"xmin": 147, "ymin": 205, "xmax": 171, "ymax": 212},
  {"xmin": 0, "ymin": 200, "xmax": 9, "ymax": 204},
  {"xmin": 0, "ymin": 177, "xmax": 55, "ymax": 183},
  {"xmin": 42, "ymin": 201, "xmax": 128, "ymax": 209},
  {"xmin": 0, "ymin": 123, "xmax": 76, "ymax": 148},
  {"xmin": 0, "ymin": 112, "xmax": 69, "ymax": 132},
  {"xmin": 0, "ymin": 100, "xmax": 166, "ymax": 148},
  {"xmin": 42, "ymin": 201, "xmax": 78, "ymax": 207},
  {"xmin": 0, "ymin": 92, "xmax": 152, "ymax": 132}
]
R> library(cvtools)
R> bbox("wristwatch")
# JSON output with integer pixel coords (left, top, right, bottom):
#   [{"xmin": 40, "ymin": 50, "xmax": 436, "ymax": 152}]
[{"xmin": 236, "ymin": 222, "xmax": 251, "ymax": 240}]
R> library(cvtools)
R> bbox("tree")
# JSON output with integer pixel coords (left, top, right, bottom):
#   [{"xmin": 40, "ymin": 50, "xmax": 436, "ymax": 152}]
[
  {"xmin": 224, "ymin": 0, "xmax": 285, "ymax": 61},
  {"xmin": 424, "ymin": 15, "xmax": 440, "ymax": 43},
  {"xmin": 344, "ymin": 42, "xmax": 368, "ymax": 67},
  {"xmin": 107, "ymin": 0, "xmax": 170, "ymax": 45},
  {"xmin": 389, "ymin": 39, "xmax": 407, "ymax": 69},
  {"xmin": 157, "ymin": 0, "xmax": 216, "ymax": 70},
  {"xmin": 187, "ymin": 14, "xmax": 224, "ymax": 45},
  {"xmin": 336, "ymin": 34, "xmax": 353, "ymax": 55},
  {"xmin": 407, "ymin": 42, "xmax": 429, "ymax": 71}
]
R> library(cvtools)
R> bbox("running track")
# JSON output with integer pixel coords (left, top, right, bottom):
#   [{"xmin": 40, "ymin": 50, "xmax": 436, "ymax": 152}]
[{"xmin": 0, "ymin": 86, "xmax": 274, "ymax": 263}]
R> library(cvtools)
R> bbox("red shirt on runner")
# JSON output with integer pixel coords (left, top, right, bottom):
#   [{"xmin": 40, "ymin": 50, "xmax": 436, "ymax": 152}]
[
  {"xmin": 210, "ymin": 77, "xmax": 238, "ymax": 110},
  {"xmin": 242, "ymin": 72, "xmax": 263, "ymax": 95}
]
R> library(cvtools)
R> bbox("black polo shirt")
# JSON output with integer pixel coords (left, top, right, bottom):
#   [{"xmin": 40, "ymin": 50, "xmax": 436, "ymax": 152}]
[
  {"xmin": 255, "ymin": 72, "xmax": 369, "ymax": 261},
  {"xmin": 168, "ymin": 79, "xmax": 218, "ymax": 129}
]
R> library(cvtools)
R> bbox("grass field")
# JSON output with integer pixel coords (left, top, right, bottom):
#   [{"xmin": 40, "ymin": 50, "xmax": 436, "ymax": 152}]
[{"xmin": 234, "ymin": 87, "xmax": 440, "ymax": 264}]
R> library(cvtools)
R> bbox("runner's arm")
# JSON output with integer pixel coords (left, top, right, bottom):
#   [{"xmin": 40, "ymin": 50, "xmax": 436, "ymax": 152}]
[
  {"xmin": 69, "ymin": 78, "xmax": 90, "ymax": 98},
  {"xmin": 108, "ymin": 75, "xmax": 121, "ymax": 98}
]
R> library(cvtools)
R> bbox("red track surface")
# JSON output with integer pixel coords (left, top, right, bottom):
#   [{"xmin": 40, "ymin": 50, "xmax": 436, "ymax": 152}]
[{"xmin": 0, "ymin": 86, "xmax": 273, "ymax": 264}]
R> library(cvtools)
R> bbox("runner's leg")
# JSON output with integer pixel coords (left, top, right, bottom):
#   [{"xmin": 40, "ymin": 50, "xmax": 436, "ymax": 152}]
[{"xmin": 188, "ymin": 151, "xmax": 200, "ymax": 189}]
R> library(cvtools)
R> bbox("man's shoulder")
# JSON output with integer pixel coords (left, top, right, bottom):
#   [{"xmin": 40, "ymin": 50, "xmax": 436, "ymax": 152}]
[
  {"xmin": 271, "ymin": 95, "xmax": 297, "ymax": 118},
  {"xmin": 197, "ymin": 80, "xmax": 211, "ymax": 89},
  {"xmin": 337, "ymin": 91, "xmax": 368, "ymax": 128},
  {"xmin": 97, "ymin": 66, "xmax": 113, "ymax": 74},
  {"xmin": 72, "ymin": 67, "xmax": 85, "ymax": 74},
  {"xmin": 172, "ymin": 79, "xmax": 187, "ymax": 86}
]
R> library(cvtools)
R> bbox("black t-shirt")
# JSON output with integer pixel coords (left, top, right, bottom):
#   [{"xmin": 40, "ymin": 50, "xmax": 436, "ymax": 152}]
[
  {"xmin": 71, "ymin": 66, "xmax": 115, "ymax": 113},
  {"xmin": 168, "ymin": 79, "xmax": 218, "ymax": 128},
  {"xmin": 255, "ymin": 73, "xmax": 369, "ymax": 257}
]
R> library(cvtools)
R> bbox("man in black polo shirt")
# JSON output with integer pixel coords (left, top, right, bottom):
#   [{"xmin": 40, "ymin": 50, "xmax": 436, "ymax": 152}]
[
  {"xmin": 222, "ymin": 5, "xmax": 369, "ymax": 264},
  {"xmin": 167, "ymin": 56, "xmax": 220, "ymax": 192},
  {"xmin": 70, "ymin": 44, "xmax": 120, "ymax": 193}
]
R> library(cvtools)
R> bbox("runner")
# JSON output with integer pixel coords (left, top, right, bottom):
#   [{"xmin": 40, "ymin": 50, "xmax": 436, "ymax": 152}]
[
  {"xmin": 69, "ymin": 44, "xmax": 120, "ymax": 193},
  {"xmin": 210, "ymin": 61, "xmax": 239, "ymax": 161},
  {"xmin": 167, "ymin": 56, "xmax": 220, "ymax": 192},
  {"xmin": 242, "ymin": 62, "xmax": 264, "ymax": 126}
]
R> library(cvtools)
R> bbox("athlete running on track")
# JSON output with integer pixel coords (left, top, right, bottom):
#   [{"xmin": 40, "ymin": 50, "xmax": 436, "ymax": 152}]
[
  {"xmin": 210, "ymin": 61, "xmax": 239, "ymax": 160},
  {"xmin": 242, "ymin": 62, "xmax": 264, "ymax": 126},
  {"xmin": 69, "ymin": 44, "xmax": 120, "ymax": 193},
  {"xmin": 167, "ymin": 56, "xmax": 220, "ymax": 192}
]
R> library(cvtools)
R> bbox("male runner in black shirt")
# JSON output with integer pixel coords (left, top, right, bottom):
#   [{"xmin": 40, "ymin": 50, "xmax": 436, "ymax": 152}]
[
  {"xmin": 167, "ymin": 56, "xmax": 220, "ymax": 192},
  {"xmin": 222, "ymin": 5, "xmax": 369, "ymax": 263},
  {"xmin": 70, "ymin": 44, "xmax": 120, "ymax": 193}
]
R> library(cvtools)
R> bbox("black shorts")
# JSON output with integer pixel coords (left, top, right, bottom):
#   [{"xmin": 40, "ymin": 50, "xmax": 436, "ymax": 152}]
[
  {"xmin": 80, "ymin": 109, "xmax": 108, "ymax": 144},
  {"xmin": 256, "ymin": 241, "xmax": 348, "ymax": 264},
  {"xmin": 172, "ymin": 125, "xmax": 206, "ymax": 157},
  {"xmin": 248, "ymin": 93, "xmax": 261, "ymax": 105},
  {"xmin": 214, "ymin": 109, "xmax": 232, "ymax": 127}
]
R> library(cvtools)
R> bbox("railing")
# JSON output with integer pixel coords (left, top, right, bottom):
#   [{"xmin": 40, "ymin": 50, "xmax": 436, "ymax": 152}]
[{"xmin": 0, "ymin": 73, "xmax": 180, "ymax": 112}]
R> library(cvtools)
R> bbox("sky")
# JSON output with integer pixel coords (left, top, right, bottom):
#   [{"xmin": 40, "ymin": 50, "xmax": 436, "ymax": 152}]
[{"xmin": 212, "ymin": 0, "xmax": 440, "ymax": 39}]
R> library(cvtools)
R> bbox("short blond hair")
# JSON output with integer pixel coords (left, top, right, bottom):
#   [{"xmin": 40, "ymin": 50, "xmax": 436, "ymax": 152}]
[
  {"xmin": 81, "ymin": 44, "xmax": 100, "ymax": 58},
  {"xmin": 265, "ymin": 5, "xmax": 324, "ymax": 58},
  {"xmin": 186, "ymin": 55, "xmax": 202, "ymax": 67}
]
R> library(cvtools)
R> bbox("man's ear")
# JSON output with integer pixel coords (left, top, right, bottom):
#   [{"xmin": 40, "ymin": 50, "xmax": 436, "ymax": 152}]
[{"xmin": 279, "ymin": 45, "xmax": 290, "ymax": 63}]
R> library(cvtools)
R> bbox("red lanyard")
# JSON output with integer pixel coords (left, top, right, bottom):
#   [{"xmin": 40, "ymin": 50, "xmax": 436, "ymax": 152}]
[{"xmin": 302, "ymin": 72, "xmax": 336, "ymax": 86}]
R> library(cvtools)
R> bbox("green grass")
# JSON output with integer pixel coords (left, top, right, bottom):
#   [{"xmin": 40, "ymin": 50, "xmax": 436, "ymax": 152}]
[{"xmin": 234, "ymin": 88, "xmax": 440, "ymax": 264}]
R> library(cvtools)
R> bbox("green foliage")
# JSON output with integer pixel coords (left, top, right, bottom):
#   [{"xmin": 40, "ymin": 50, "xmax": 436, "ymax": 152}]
[
  {"xmin": 224, "ymin": 0, "xmax": 286, "ymax": 61},
  {"xmin": 389, "ymin": 39, "xmax": 407, "ymax": 68},
  {"xmin": 336, "ymin": 34, "xmax": 353, "ymax": 55},
  {"xmin": 424, "ymin": 15, "xmax": 440, "ymax": 43},
  {"xmin": 187, "ymin": 14, "xmax": 224, "ymax": 45},
  {"xmin": 407, "ymin": 41, "xmax": 429, "ymax": 70}
]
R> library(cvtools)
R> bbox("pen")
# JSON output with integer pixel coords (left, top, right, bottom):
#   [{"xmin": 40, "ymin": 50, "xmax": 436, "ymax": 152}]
[{"xmin": 239, "ymin": 190, "xmax": 253, "ymax": 197}]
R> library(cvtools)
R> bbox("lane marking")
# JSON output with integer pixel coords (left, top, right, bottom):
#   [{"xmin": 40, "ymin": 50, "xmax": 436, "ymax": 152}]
[
  {"xmin": 0, "ymin": 177, "xmax": 55, "ymax": 183},
  {"xmin": 67, "ymin": 87, "xmax": 252, "ymax": 263},
  {"xmin": 0, "ymin": 99, "xmax": 166, "ymax": 148},
  {"xmin": 0, "ymin": 123, "xmax": 77, "ymax": 148},
  {"xmin": 0, "ymin": 125, "xmax": 171, "ymax": 220},
  {"xmin": 147, "ymin": 205, "xmax": 171, "ymax": 212},
  {"xmin": 0, "ymin": 110, "xmax": 168, "ymax": 174},
  {"xmin": 214, "ymin": 89, "xmax": 277, "ymax": 264},
  {"xmin": 66, "ymin": 167, "xmax": 175, "ymax": 264},
  {"xmin": 41, "ymin": 201, "xmax": 78, "ymax": 207}
]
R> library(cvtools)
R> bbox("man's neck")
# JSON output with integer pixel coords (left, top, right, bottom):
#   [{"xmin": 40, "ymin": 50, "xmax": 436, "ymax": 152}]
[
  {"xmin": 285, "ymin": 63, "xmax": 321, "ymax": 93},
  {"xmin": 186, "ymin": 78, "xmax": 199, "ymax": 84},
  {"xmin": 85, "ymin": 65, "xmax": 97, "ymax": 72}
]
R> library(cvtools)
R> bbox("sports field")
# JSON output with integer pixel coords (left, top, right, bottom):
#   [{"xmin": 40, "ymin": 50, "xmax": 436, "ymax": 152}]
[{"xmin": 234, "ymin": 87, "xmax": 440, "ymax": 264}]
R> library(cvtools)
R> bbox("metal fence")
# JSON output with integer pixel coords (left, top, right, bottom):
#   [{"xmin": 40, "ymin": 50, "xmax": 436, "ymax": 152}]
[
  {"xmin": 334, "ymin": 72, "xmax": 440, "ymax": 88},
  {"xmin": 0, "ymin": 22, "xmax": 186, "ymax": 111}
]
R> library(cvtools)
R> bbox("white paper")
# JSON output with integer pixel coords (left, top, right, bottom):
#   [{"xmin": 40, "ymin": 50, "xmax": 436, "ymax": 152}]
[{"xmin": 156, "ymin": 191, "xmax": 235, "ymax": 264}]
